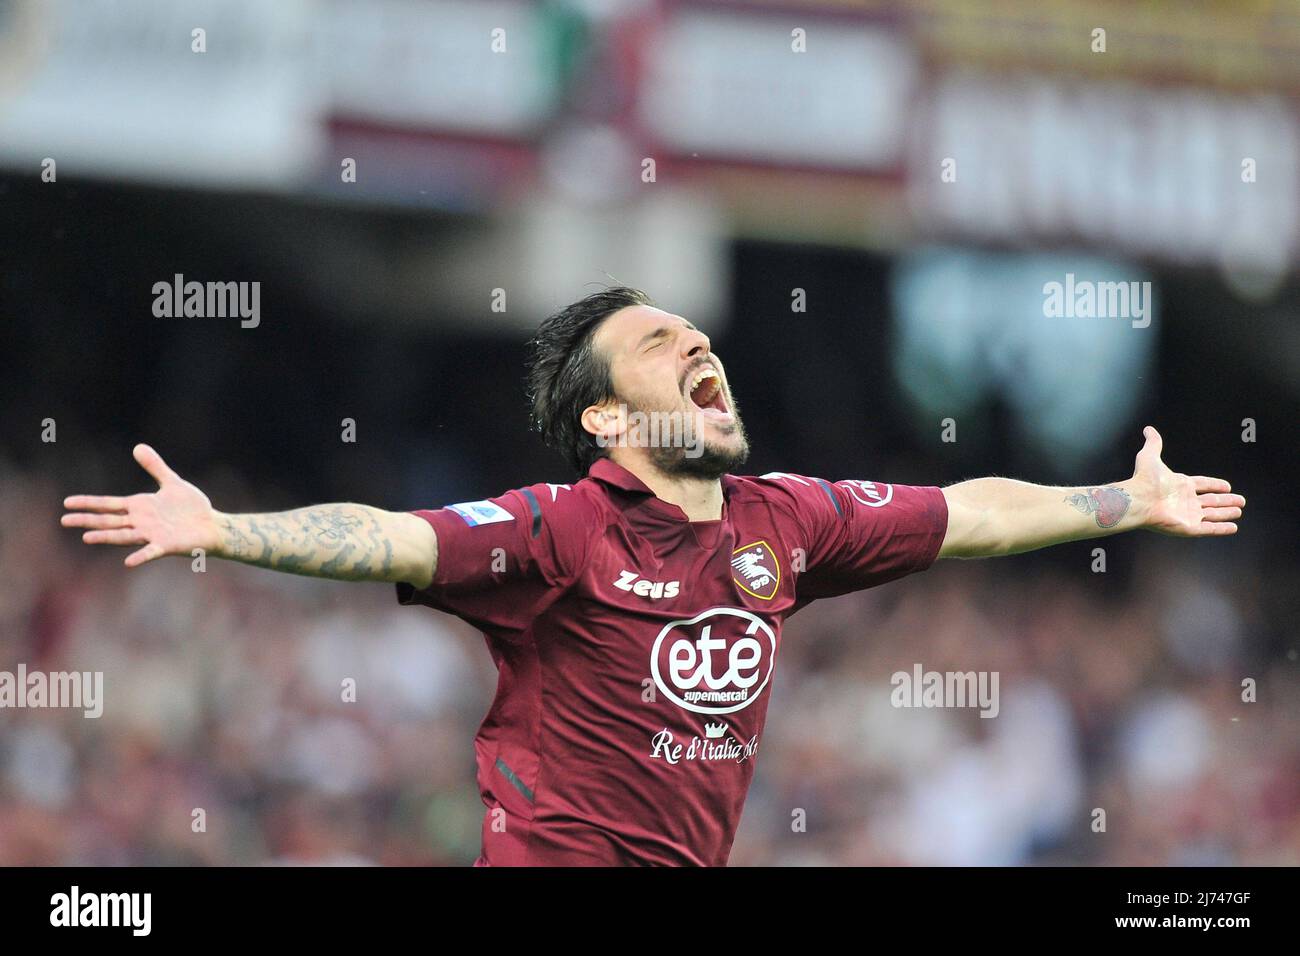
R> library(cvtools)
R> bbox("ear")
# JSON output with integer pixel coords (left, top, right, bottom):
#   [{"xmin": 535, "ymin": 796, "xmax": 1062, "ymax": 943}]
[{"xmin": 581, "ymin": 400, "xmax": 626, "ymax": 449}]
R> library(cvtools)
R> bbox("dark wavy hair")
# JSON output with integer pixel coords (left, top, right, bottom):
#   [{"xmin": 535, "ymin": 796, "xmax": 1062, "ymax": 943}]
[{"xmin": 526, "ymin": 287, "xmax": 652, "ymax": 475}]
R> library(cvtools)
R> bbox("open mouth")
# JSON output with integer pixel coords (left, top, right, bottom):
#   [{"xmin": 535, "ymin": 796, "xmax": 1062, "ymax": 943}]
[{"xmin": 687, "ymin": 366, "xmax": 730, "ymax": 417}]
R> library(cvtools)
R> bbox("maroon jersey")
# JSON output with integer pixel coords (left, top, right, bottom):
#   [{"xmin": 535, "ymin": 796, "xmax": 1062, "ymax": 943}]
[{"xmin": 396, "ymin": 458, "xmax": 948, "ymax": 866}]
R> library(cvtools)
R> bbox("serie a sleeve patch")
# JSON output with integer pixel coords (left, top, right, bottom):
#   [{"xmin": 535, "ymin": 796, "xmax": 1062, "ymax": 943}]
[{"xmin": 446, "ymin": 499, "xmax": 516, "ymax": 527}]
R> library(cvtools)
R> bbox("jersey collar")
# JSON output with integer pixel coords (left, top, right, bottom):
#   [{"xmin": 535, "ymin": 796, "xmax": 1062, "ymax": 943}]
[
  {"xmin": 587, "ymin": 457, "xmax": 658, "ymax": 495},
  {"xmin": 587, "ymin": 458, "xmax": 734, "ymax": 534}
]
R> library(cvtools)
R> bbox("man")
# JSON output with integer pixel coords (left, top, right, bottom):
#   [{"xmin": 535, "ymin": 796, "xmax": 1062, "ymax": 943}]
[{"xmin": 63, "ymin": 287, "xmax": 1245, "ymax": 866}]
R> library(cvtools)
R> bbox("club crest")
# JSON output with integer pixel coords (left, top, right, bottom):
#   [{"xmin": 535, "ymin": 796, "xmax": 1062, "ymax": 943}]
[{"xmin": 731, "ymin": 540, "xmax": 780, "ymax": 601}]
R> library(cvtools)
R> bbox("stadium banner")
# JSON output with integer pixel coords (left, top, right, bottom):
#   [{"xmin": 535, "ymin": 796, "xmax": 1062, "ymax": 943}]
[
  {"xmin": 0, "ymin": 0, "xmax": 323, "ymax": 187},
  {"xmin": 2, "ymin": 0, "xmax": 1297, "ymax": 266}
]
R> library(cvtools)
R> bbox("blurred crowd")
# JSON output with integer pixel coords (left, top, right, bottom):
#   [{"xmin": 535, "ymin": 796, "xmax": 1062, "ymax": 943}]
[{"xmin": 1, "ymin": 459, "xmax": 1296, "ymax": 866}]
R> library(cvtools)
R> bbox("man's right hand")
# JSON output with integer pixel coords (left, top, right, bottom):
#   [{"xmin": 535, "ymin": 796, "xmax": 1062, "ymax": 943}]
[
  {"xmin": 62, "ymin": 444, "xmax": 221, "ymax": 567},
  {"xmin": 63, "ymin": 444, "xmax": 437, "ymax": 585}
]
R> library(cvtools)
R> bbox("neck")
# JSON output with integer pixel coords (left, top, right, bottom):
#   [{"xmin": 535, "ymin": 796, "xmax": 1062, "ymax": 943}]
[{"xmin": 616, "ymin": 454, "xmax": 725, "ymax": 522}]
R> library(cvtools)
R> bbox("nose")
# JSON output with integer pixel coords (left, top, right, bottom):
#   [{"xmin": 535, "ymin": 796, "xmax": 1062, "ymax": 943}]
[{"xmin": 681, "ymin": 326, "xmax": 711, "ymax": 359}]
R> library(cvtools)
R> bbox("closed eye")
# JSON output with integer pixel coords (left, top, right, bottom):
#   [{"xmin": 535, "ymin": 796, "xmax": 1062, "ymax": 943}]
[{"xmin": 637, "ymin": 326, "xmax": 675, "ymax": 353}]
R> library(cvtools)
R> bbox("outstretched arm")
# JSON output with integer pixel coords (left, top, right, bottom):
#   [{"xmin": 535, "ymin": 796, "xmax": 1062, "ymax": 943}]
[
  {"xmin": 938, "ymin": 426, "xmax": 1245, "ymax": 558},
  {"xmin": 62, "ymin": 444, "xmax": 437, "ymax": 587}
]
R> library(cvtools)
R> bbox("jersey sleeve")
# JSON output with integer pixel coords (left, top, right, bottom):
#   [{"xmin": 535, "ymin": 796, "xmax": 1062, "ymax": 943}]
[
  {"xmin": 757, "ymin": 473, "xmax": 948, "ymax": 601},
  {"xmin": 394, "ymin": 483, "xmax": 591, "ymax": 637}
]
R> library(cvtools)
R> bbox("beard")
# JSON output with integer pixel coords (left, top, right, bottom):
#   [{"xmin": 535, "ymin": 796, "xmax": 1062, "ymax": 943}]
[
  {"xmin": 651, "ymin": 435, "xmax": 749, "ymax": 480},
  {"xmin": 642, "ymin": 399, "xmax": 751, "ymax": 481}
]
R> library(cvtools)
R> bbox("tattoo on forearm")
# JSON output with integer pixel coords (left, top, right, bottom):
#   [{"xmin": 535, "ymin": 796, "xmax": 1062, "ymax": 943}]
[
  {"xmin": 217, "ymin": 506, "xmax": 396, "ymax": 580},
  {"xmin": 221, "ymin": 520, "xmax": 258, "ymax": 560},
  {"xmin": 1065, "ymin": 487, "xmax": 1131, "ymax": 529}
]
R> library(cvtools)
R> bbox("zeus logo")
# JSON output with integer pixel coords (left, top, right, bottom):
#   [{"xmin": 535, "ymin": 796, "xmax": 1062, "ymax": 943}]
[
  {"xmin": 614, "ymin": 570, "xmax": 680, "ymax": 599},
  {"xmin": 650, "ymin": 608, "xmax": 777, "ymax": 715}
]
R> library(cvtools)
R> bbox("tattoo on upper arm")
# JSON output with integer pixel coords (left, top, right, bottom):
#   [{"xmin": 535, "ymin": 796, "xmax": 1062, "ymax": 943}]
[{"xmin": 1065, "ymin": 487, "xmax": 1131, "ymax": 529}]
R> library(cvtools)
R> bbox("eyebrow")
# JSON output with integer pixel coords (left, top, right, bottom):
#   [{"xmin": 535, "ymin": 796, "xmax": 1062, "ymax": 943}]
[{"xmin": 635, "ymin": 321, "xmax": 697, "ymax": 350}]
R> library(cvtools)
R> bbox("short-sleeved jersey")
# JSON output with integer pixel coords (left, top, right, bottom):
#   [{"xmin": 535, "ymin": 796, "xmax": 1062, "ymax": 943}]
[{"xmin": 396, "ymin": 458, "xmax": 948, "ymax": 865}]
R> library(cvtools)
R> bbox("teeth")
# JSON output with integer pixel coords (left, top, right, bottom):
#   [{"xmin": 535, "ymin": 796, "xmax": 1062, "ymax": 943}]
[{"xmin": 690, "ymin": 368, "xmax": 719, "ymax": 391}]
